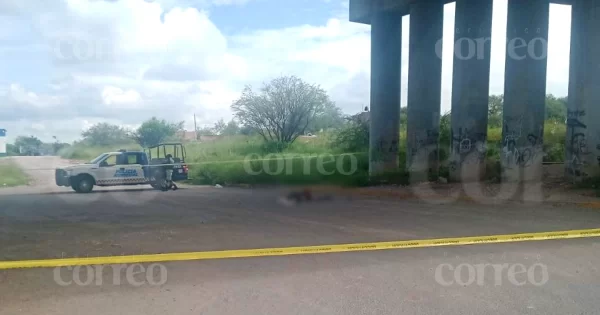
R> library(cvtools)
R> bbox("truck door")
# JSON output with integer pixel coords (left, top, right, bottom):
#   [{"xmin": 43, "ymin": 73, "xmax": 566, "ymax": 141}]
[
  {"xmin": 97, "ymin": 153, "xmax": 146, "ymax": 185},
  {"xmin": 96, "ymin": 153, "xmax": 120, "ymax": 185},
  {"xmin": 118, "ymin": 153, "xmax": 147, "ymax": 184}
]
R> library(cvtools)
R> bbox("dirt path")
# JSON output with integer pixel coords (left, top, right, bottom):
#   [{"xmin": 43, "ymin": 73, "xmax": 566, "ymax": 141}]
[{"xmin": 0, "ymin": 156, "xmax": 87, "ymax": 194}]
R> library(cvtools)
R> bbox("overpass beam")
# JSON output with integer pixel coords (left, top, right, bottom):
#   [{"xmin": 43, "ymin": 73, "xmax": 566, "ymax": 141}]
[
  {"xmin": 448, "ymin": 0, "xmax": 494, "ymax": 182},
  {"xmin": 565, "ymin": 0, "xmax": 600, "ymax": 180},
  {"xmin": 406, "ymin": 0, "xmax": 444, "ymax": 182},
  {"xmin": 501, "ymin": 0, "xmax": 549, "ymax": 182},
  {"xmin": 369, "ymin": 11, "xmax": 403, "ymax": 176}
]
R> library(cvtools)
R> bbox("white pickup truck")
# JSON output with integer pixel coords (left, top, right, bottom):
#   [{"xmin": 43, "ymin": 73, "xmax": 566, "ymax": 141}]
[{"xmin": 55, "ymin": 144, "xmax": 188, "ymax": 193}]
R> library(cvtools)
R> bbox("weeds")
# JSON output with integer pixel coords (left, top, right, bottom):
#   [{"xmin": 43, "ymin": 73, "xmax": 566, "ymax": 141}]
[
  {"xmin": 0, "ymin": 160, "xmax": 29, "ymax": 187},
  {"xmin": 58, "ymin": 121, "xmax": 569, "ymax": 187}
]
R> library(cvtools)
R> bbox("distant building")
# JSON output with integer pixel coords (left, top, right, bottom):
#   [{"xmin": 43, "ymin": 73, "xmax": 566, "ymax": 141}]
[
  {"xmin": 178, "ymin": 130, "xmax": 197, "ymax": 141},
  {"xmin": 357, "ymin": 110, "xmax": 370, "ymax": 123},
  {"xmin": 0, "ymin": 129, "xmax": 6, "ymax": 156},
  {"xmin": 348, "ymin": 111, "xmax": 370, "ymax": 124},
  {"xmin": 198, "ymin": 135, "xmax": 223, "ymax": 142}
]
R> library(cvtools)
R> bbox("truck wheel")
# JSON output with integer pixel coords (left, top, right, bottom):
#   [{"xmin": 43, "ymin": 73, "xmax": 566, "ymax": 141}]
[{"xmin": 74, "ymin": 175, "xmax": 94, "ymax": 193}]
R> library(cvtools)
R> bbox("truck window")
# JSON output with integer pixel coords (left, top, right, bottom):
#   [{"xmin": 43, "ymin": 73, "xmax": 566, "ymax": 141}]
[
  {"xmin": 114, "ymin": 154, "xmax": 128, "ymax": 165},
  {"xmin": 126, "ymin": 154, "xmax": 139, "ymax": 165},
  {"xmin": 103, "ymin": 155, "xmax": 118, "ymax": 166}
]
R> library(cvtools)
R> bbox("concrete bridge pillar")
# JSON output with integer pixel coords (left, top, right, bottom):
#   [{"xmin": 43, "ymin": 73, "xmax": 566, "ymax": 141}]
[
  {"xmin": 448, "ymin": 0, "xmax": 494, "ymax": 182},
  {"xmin": 406, "ymin": 0, "xmax": 444, "ymax": 182},
  {"xmin": 369, "ymin": 11, "xmax": 403, "ymax": 176},
  {"xmin": 565, "ymin": 0, "xmax": 600, "ymax": 180},
  {"xmin": 501, "ymin": 0, "xmax": 549, "ymax": 182}
]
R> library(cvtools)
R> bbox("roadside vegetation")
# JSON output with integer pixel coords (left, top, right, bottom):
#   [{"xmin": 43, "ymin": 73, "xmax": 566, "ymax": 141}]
[
  {"xmin": 9, "ymin": 75, "xmax": 570, "ymax": 187},
  {"xmin": 0, "ymin": 159, "xmax": 29, "ymax": 187}
]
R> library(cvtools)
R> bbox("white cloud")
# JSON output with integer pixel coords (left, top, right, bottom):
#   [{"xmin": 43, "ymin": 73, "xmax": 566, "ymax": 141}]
[
  {"xmin": 101, "ymin": 86, "xmax": 142, "ymax": 108},
  {"xmin": 211, "ymin": 0, "xmax": 251, "ymax": 6},
  {"xmin": 5, "ymin": 84, "xmax": 64, "ymax": 108},
  {"xmin": 0, "ymin": 0, "xmax": 572, "ymax": 143}
]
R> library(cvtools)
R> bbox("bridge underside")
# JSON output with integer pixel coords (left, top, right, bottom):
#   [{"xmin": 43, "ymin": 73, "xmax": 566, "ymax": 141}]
[
  {"xmin": 351, "ymin": 0, "xmax": 600, "ymax": 183},
  {"xmin": 350, "ymin": 0, "xmax": 574, "ymax": 24}
]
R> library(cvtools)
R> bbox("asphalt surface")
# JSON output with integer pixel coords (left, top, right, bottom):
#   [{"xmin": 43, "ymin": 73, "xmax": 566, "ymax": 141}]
[{"xmin": 1, "ymin": 156, "xmax": 600, "ymax": 315}]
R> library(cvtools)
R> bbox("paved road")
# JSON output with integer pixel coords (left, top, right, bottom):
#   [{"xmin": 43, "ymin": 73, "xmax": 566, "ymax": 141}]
[{"xmin": 1, "ymin": 157, "xmax": 600, "ymax": 314}]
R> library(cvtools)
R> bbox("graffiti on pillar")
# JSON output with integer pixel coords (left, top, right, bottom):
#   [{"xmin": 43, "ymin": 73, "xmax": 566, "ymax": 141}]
[
  {"xmin": 372, "ymin": 138, "xmax": 385, "ymax": 161},
  {"xmin": 567, "ymin": 110, "xmax": 586, "ymax": 119},
  {"xmin": 372, "ymin": 137, "xmax": 399, "ymax": 162},
  {"xmin": 459, "ymin": 138, "xmax": 471, "ymax": 153},
  {"xmin": 566, "ymin": 110, "xmax": 588, "ymax": 177},
  {"xmin": 568, "ymin": 132, "xmax": 588, "ymax": 176},
  {"xmin": 375, "ymin": 138, "xmax": 384, "ymax": 151},
  {"xmin": 502, "ymin": 134, "xmax": 518, "ymax": 169},
  {"xmin": 389, "ymin": 140, "xmax": 398, "ymax": 153},
  {"xmin": 449, "ymin": 161, "xmax": 458, "ymax": 172},
  {"xmin": 409, "ymin": 130, "xmax": 438, "ymax": 157},
  {"xmin": 450, "ymin": 126, "xmax": 487, "ymax": 172},
  {"xmin": 450, "ymin": 127, "xmax": 486, "ymax": 157},
  {"xmin": 501, "ymin": 114, "xmax": 545, "ymax": 170},
  {"xmin": 502, "ymin": 138, "xmax": 537, "ymax": 169},
  {"xmin": 503, "ymin": 115, "xmax": 523, "ymax": 140},
  {"xmin": 527, "ymin": 133, "xmax": 540, "ymax": 146},
  {"xmin": 408, "ymin": 129, "xmax": 439, "ymax": 171}
]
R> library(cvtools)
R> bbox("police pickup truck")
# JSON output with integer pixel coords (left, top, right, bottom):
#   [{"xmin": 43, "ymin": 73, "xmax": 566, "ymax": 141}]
[{"xmin": 55, "ymin": 143, "xmax": 189, "ymax": 193}]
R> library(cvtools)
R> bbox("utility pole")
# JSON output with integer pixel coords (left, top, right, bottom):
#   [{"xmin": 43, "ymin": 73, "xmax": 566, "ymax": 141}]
[{"xmin": 193, "ymin": 114, "xmax": 198, "ymax": 140}]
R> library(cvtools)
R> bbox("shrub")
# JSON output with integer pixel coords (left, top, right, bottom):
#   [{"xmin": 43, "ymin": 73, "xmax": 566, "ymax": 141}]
[
  {"xmin": 260, "ymin": 141, "xmax": 289, "ymax": 154},
  {"xmin": 330, "ymin": 118, "xmax": 369, "ymax": 153}
]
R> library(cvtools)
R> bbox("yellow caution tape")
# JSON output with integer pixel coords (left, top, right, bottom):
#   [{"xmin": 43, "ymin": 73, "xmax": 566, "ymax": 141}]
[
  {"xmin": 25, "ymin": 152, "xmax": 369, "ymax": 171},
  {"xmin": 580, "ymin": 202, "xmax": 600, "ymax": 209},
  {"xmin": 1, "ymin": 228, "xmax": 599, "ymax": 270}
]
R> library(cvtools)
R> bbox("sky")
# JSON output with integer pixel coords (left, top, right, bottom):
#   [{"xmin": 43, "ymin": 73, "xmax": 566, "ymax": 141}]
[{"xmin": 0, "ymin": 0, "xmax": 571, "ymax": 142}]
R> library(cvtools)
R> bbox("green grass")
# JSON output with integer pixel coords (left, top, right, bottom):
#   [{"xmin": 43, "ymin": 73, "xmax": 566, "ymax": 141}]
[
  {"xmin": 58, "ymin": 122, "xmax": 569, "ymax": 187},
  {"xmin": 183, "ymin": 135, "xmax": 371, "ymax": 186},
  {"xmin": 0, "ymin": 159, "xmax": 29, "ymax": 187},
  {"xmin": 190, "ymin": 152, "xmax": 371, "ymax": 186},
  {"xmin": 56, "ymin": 136, "xmax": 372, "ymax": 186}
]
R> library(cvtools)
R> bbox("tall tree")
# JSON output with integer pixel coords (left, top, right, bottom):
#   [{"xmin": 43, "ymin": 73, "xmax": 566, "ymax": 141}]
[
  {"xmin": 6, "ymin": 143, "xmax": 19, "ymax": 156},
  {"xmin": 82, "ymin": 123, "xmax": 130, "ymax": 146},
  {"xmin": 130, "ymin": 117, "xmax": 184, "ymax": 147},
  {"xmin": 239, "ymin": 124, "xmax": 256, "ymax": 136},
  {"xmin": 231, "ymin": 75, "xmax": 330, "ymax": 144},
  {"xmin": 307, "ymin": 101, "xmax": 345, "ymax": 133},
  {"xmin": 212, "ymin": 119, "xmax": 227, "ymax": 135},
  {"xmin": 222, "ymin": 120, "xmax": 240, "ymax": 136},
  {"xmin": 14, "ymin": 136, "xmax": 43, "ymax": 155}
]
